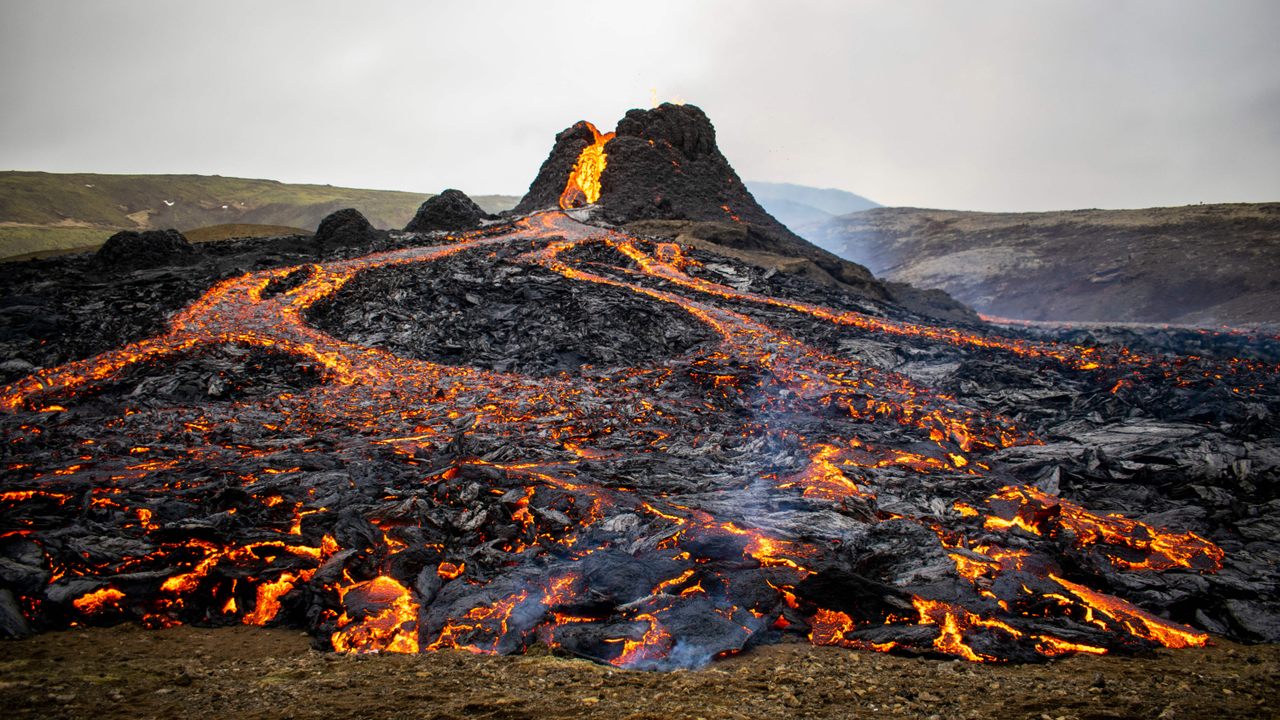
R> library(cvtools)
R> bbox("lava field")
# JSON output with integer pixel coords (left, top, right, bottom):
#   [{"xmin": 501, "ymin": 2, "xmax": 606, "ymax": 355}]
[{"xmin": 2, "ymin": 104, "xmax": 1279, "ymax": 669}]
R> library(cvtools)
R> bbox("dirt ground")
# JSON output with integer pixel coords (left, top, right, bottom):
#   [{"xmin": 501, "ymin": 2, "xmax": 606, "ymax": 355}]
[{"xmin": 1, "ymin": 627, "xmax": 1276, "ymax": 720}]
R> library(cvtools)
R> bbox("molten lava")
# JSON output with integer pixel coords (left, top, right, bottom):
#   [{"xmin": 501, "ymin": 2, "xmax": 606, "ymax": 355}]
[
  {"xmin": 0, "ymin": 207, "xmax": 1267, "ymax": 668},
  {"xmin": 558, "ymin": 122, "xmax": 614, "ymax": 209},
  {"xmin": 331, "ymin": 576, "xmax": 420, "ymax": 653}
]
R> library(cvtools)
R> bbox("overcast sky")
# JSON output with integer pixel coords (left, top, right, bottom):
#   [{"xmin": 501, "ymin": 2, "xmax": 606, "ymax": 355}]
[{"xmin": 2, "ymin": 0, "xmax": 1276, "ymax": 211}]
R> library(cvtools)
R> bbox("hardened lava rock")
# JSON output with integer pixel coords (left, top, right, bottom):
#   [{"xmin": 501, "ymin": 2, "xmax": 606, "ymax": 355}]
[
  {"xmin": 405, "ymin": 189, "xmax": 491, "ymax": 234},
  {"xmin": 314, "ymin": 208, "xmax": 380, "ymax": 250},
  {"xmin": 4, "ymin": 209, "xmax": 1277, "ymax": 667},
  {"xmin": 515, "ymin": 104, "xmax": 899, "ymax": 304},
  {"xmin": 513, "ymin": 123, "xmax": 603, "ymax": 215},
  {"xmin": 307, "ymin": 241, "xmax": 718, "ymax": 375},
  {"xmin": 94, "ymin": 229, "xmax": 195, "ymax": 270}
]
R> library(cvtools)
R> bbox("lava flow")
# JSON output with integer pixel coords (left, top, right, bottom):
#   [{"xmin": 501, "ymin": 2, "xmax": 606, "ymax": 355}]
[
  {"xmin": 559, "ymin": 122, "xmax": 614, "ymax": 209},
  {"xmin": 1, "ymin": 206, "xmax": 1275, "ymax": 669}
]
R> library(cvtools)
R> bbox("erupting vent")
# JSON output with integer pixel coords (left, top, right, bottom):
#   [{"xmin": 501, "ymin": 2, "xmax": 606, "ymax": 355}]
[
  {"xmin": 559, "ymin": 122, "xmax": 614, "ymax": 209},
  {"xmin": 1, "ymin": 209, "xmax": 1275, "ymax": 668}
]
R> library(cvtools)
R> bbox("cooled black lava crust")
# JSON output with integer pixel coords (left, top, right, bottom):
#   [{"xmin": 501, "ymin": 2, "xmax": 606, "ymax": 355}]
[{"xmin": 307, "ymin": 242, "xmax": 718, "ymax": 376}]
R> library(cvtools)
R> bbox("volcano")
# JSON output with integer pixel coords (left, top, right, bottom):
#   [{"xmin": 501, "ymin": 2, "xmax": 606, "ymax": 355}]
[
  {"xmin": 1, "ymin": 105, "xmax": 1278, "ymax": 669},
  {"xmin": 517, "ymin": 106, "xmax": 901, "ymax": 301}
]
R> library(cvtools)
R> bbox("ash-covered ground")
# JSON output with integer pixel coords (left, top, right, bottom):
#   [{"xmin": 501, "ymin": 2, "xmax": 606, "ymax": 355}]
[{"xmin": 1, "ymin": 205, "xmax": 1277, "ymax": 672}]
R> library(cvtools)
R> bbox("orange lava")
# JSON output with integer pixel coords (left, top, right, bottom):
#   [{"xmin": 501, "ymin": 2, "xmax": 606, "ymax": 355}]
[
  {"xmin": 1051, "ymin": 574, "xmax": 1208, "ymax": 649},
  {"xmin": 331, "ymin": 576, "xmax": 420, "ymax": 653},
  {"xmin": 978, "ymin": 485, "xmax": 1224, "ymax": 572},
  {"xmin": 559, "ymin": 122, "xmax": 614, "ymax": 209},
  {"xmin": 72, "ymin": 587, "xmax": 126, "ymax": 614},
  {"xmin": 0, "ymin": 208, "xmax": 1260, "ymax": 665}
]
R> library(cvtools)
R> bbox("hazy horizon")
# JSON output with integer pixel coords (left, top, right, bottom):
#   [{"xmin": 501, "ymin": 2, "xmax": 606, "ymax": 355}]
[{"xmin": 2, "ymin": 0, "xmax": 1277, "ymax": 212}]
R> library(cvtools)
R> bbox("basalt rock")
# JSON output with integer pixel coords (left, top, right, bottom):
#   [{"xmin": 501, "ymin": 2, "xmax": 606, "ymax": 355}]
[
  {"xmin": 94, "ymin": 229, "xmax": 195, "ymax": 270},
  {"xmin": 517, "ymin": 104, "xmax": 806, "ymax": 246},
  {"xmin": 514, "ymin": 104, "xmax": 979, "ymax": 319},
  {"xmin": 314, "ymin": 208, "xmax": 379, "ymax": 250},
  {"xmin": 514, "ymin": 123, "xmax": 601, "ymax": 215},
  {"xmin": 3, "ymin": 205, "xmax": 1280, "ymax": 667},
  {"xmin": 600, "ymin": 104, "xmax": 764, "ymax": 228},
  {"xmin": 405, "ymin": 189, "xmax": 490, "ymax": 234}
]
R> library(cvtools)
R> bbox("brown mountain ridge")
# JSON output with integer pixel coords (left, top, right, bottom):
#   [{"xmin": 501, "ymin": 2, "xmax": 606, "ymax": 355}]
[{"xmin": 800, "ymin": 203, "xmax": 1280, "ymax": 327}]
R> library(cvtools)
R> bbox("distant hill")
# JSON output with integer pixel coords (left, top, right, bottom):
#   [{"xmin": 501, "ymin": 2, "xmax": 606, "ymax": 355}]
[
  {"xmin": 800, "ymin": 203, "xmax": 1280, "ymax": 327},
  {"xmin": 182, "ymin": 223, "xmax": 313, "ymax": 244},
  {"xmin": 0, "ymin": 172, "xmax": 520, "ymax": 260},
  {"xmin": 746, "ymin": 181, "xmax": 879, "ymax": 232}
]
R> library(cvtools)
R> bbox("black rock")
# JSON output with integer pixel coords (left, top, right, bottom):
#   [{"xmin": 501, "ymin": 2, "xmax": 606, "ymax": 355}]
[
  {"xmin": 0, "ymin": 589, "xmax": 31, "ymax": 638},
  {"xmin": 313, "ymin": 208, "xmax": 379, "ymax": 249},
  {"xmin": 517, "ymin": 104, "xmax": 785, "ymax": 233},
  {"xmin": 513, "ymin": 123, "xmax": 600, "ymax": 215},
  {"xmin": 94, "ymin": 229, "xmax": 195, "ymax": 270},
  {"xmin": 405, "ymin": 189, "xmax": 489, "ymax": 233},
  {"xmin": 306, "ymin": 246, "xmax": 717, "ymax": 376},
  {"xmin": 601, "ymin": 103, "xmax": 751, "ymax": 226},
  {"xmin": 514, "ymin": 104, "xmax": 903, "ymax": 305}
]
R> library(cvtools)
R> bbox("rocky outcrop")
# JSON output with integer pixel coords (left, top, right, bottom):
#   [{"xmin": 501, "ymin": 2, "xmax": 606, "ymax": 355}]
[
  {"xmin": 405, "ymin": 189, "xmax": 490, "ymax": 233},
  {"xmin": 313, "ymin": 208, "xmax": 379, "ymax": 250},
  {"xmin": 599, "ymin": 104, "xmax": 763, "ymax": 228},
  {"xmin": 93, "ymin": 229, "xmax": 195, "ymax": 270},
  {"xmin": 623, "ymin": 219, "xmax": 978, "ymax": 323},
  {"xmin": 515, "ymin": 104, "xmax": 908, "ymax": 305},
  {"xmin": 518, "ymin": 105, "xmax": 795, "ymax": 237},
  {"xmin": 513, "ymin": 124, "xmax": 601, "ymax": 215}
]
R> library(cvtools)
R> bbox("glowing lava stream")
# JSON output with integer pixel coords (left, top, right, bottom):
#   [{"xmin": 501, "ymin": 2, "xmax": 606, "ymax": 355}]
[
  {"xmin": 0, "ymin": 209, "xmax": 1240, "ymax": 665},
  {"xmin": 559, "ymin": 122, "xmax": 614, "ymax": 209}
]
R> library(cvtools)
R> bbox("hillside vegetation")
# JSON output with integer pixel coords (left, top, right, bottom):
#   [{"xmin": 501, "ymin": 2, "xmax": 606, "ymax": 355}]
[
  {"xmin": 801, "ymin": 203, "xmax": 1280, "ymax": 326},
  {"xmin": 0, "ymin": 172, "xmax": 519, "ymax": 260},
  {"xmin": 182, "ymin": 224, "xmax": 313, "ymax": 244}
]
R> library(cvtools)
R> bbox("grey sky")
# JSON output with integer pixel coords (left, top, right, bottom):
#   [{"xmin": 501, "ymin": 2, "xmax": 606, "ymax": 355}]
[{"xmin": 2, "ymin": 0, "xmax": 1276, "ymax": 211}]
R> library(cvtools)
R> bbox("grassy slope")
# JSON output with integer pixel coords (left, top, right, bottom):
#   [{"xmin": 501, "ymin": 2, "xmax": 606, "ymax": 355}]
[
  {"xmin": 0, "ymin": 171, "xmax": 520, "ymax": 260},
  {"xmin": 0, "ymin": 224, "xmax": 314, "ymax": 263},
  {"xmin": 0, "ymin": 226, "xmax": 121, "ymax": 259},
  {"xmin": 801, "ymin": 203, "xmax": 1280, "ymax": 326},
  {"xmin": 181, "ymin": 223, "xmax": 312, "ymax": 243}
]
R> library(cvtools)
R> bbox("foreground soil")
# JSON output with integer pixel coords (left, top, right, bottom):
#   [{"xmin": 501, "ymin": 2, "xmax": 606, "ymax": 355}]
[{"xmin": 1, "ymin": 626, "xmax": 1276, "ymax": 719}]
